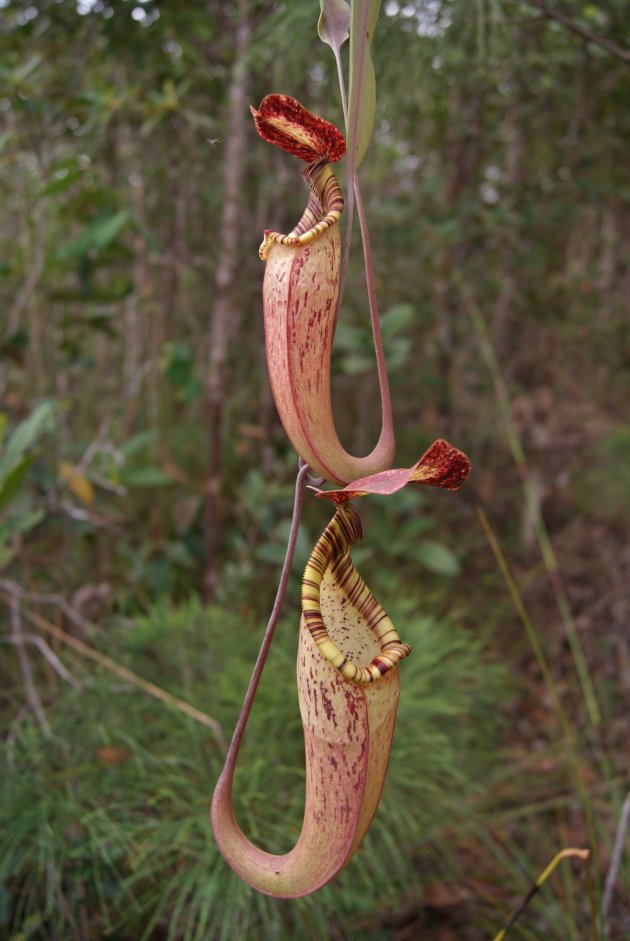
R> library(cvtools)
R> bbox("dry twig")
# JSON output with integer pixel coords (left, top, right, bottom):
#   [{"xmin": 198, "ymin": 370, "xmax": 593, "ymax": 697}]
[
  {"xmin": 7, "ymin": 588, "xmax": 52, "ymax": 739},
  {"xmin": 0, "ymin": 584, "xmax": 227, "ymax": 753},
  {"xmin": 1, "ymin": 633, "xmax": 79, "ymax": 689},
  {"xmin": 528, "ymin": 0, "xmax": 630, "ymax": 64}
]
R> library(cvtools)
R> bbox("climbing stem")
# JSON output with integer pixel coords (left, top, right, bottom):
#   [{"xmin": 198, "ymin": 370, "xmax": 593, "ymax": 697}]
[{"xmin": 220, "ymin": 461, "xmax": 310, "ymax": 774}]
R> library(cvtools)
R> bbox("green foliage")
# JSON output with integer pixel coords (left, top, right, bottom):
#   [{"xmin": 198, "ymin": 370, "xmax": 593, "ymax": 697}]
[
  {"xmin": 0, "ymin": 596, "xmax": 505, "ymax": 941},
  {"xmin": 0, "ymin": 401, "xmax": 57, "ymax": 568},
  {"xmin": 58, "ymin": 210, "xmax": 132, "ymax": 262},
  {"xmin": 160, "ymin": 343, "xmax": 202, "ymax": 404},
  {"xmin": 347, "ymin": 0, "xmax": 381, "ymax": 167},
  {"xmin": 574, "ymin": 424, "xmax": 630, "ymax": 523},
  {"xmin": 334, "ymin": 302, "xmax": 414, "ymax": 375},
  {"xmin": 215, "ymin": 465, "xmax": 314, "ymax": 608},
  {"xmin": 0, "ymin": 401, "xmax": 56, "ymax": 499},
  {"xmin": 354, "ymin": 488, "xmax": 463, "ymax": 579}
]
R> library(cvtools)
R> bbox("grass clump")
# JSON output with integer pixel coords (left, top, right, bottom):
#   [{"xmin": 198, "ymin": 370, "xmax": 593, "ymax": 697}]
[{"xmin": 0, "ymin": 595, "xmax": 505, "ymax": 940}]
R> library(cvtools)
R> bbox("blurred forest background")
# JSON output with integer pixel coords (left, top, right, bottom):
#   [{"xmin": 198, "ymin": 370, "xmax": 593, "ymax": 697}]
[{"xmin": 1, "ymin": 0, "xmax": 629, "ymax": 939}]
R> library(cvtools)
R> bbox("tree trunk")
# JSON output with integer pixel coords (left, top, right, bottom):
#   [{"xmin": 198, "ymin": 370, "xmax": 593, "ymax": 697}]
[
  {"xmin": 491, "ymin": 109, "xmax": 523, "ymax": 373},
  {"xmin": 203, "ymin": 0, "xmax": 252, "ymax": 602},
  {"xmin": 432, "ymin": 87, "xmax": 483, "ymax": 427}
]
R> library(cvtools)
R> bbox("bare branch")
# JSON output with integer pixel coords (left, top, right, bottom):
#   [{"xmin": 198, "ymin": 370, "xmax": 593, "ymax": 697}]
[
  {"xmin": 0, "ymin": 578, "xmax": 98, "ymax": 636},
  {"xmin": 85, "ymin": 471, "xmax": 128, "ymax": 497},
  {"xmin": 0, "ymin": 585, "xmax": 227, "ymax": 753},
  {"xmin": 528, "ymin": 0, "xmax": 630, "ymax": 64},
  {"xmin": 1, "ymin": 634, "xmax": 80, "ymax": 688},
  {"xmin": 7, "ymin": 590, "xmax": 53, "ymax": 739},
  {"xmin": 75, "ymin": 418, "xmax": 112, "ymax": 474},
  {"xmin": 55, "ymin": 497, "xmax": 124, "ymax": 532}
]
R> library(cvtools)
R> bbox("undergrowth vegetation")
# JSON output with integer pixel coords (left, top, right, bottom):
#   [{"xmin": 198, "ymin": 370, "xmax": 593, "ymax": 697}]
[{"xmin": 1, "ymin": 596, "xmax": 505, "ymax": 940}]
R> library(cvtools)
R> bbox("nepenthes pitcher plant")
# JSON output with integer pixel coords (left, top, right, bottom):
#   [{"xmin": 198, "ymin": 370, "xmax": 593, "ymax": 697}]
[{"xmin": 211, "ymin": 94, "xmax": 471, "ymax": 898}]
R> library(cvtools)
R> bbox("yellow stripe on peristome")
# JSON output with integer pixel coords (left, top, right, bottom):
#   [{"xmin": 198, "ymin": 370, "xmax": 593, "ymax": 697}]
[
  {"xmin": 301, "ymin": 504, "xmax": 411, "ymax": 685},
  {"xmin": 259, "ymin": 162, "xmax": 344, "ymax": 261}
]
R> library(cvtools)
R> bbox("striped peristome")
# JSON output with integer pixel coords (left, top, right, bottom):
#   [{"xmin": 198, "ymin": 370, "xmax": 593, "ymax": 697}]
[
  {"xmin": 259, "ymin": 160, "xmax": 344, "ymax": 261},
  {"xmin": 302, "ymin": 503, "xmax": 411, "ymax": 683}
]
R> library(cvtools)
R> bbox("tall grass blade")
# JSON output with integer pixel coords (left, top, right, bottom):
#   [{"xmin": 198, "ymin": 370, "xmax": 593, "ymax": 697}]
[
  {"xmin": 465, "ymin": 294, "xmax": 600, "ymax": 727},
  {"xmin": 491, "ymin": 848, "xmax": 590, "ymax": 941}
]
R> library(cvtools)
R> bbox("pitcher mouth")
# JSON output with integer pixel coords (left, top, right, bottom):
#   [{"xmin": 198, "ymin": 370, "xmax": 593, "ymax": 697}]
[
  {"xmin": 259, "ymin": 159, "xmax": 344, "ymax": 261},
  {"xmin": 251, "ymin": 94, "xmax": 346, "ymax": 261},
  {"xmin": 302, "ymin": 503, "xmax": 411, "ymax": 684}
]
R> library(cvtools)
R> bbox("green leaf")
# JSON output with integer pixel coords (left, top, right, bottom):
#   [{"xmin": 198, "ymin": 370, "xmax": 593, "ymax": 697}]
[
  {"xmin": 381, "ymin": 303, "xmax": 415, "ymax": 336},
  {"xmin": 11, "ymin": 53, "xmax": 43, "ymax": 85},
  {"xmin": 255, "ymin": 518, "xmax": 311, "ymax": 567},
  {"xmin": 254, "ymin": 542, "xmax": 289, "ymax": 566},
  {"xmin": 384, "ymin": 336, "xmax": 412, "ymax": 370},
  {"xmin": 118, "ymin": 467, "xmax": 174, "ymax": 488},
  {"xmin": 120, "ymin": 430, "xmax": 157, "ymax": 458},
  {"xmin": 397, "ymin": 515, "xmax": 434, "ymax": 540},
  {"xmin": 341, "ymin": 353, "xmax": 372, "ymax": 375},
  {"xmin": 0, "ymin": 510, "xmax": 44, "ymax": 569},
  {"xmin": 0, "ymin": 457, "xmax": 32, "ymax": 512},
  {"xmin": 131, "ymin": 215, "xmax": 161, "ymax": 252},
  {"xmin": 347, "ymin": 0, "xmax": 382, "ymax": 169},
  {"xmin": 59, "ymin": 210, "xmax": 131, "ymax": 260},
  {"xmin": 0, "ymin": 401, "xmax": 56, "ymax": 483},
  {"xmin": 318, "ymin": 0, "xmax": 350, "ymax": 54},
  {"xmin": 413, "ymin": 540, "xmax": 461, "ymax": 577},
  {"xmin": 40, "ymin": 169, "xmax": 83, "ymax": 197},
  {"xmin": 160, "ymin": 342, "xmax": 201, "ymax": 402},
  {"xmin": 86, "ymin": 210, "xmax": 131, "ymax": 252},
  {"xmin": 0, "ymin": 131, "xmax": 13, "ymax": 156},
  {"xmin": 332, "ymin": 322, "xmax": 363, "ymax": 352},
  {"xmin": 6, "ymin": 508, "xmax": 45, "ymax": 536}
]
